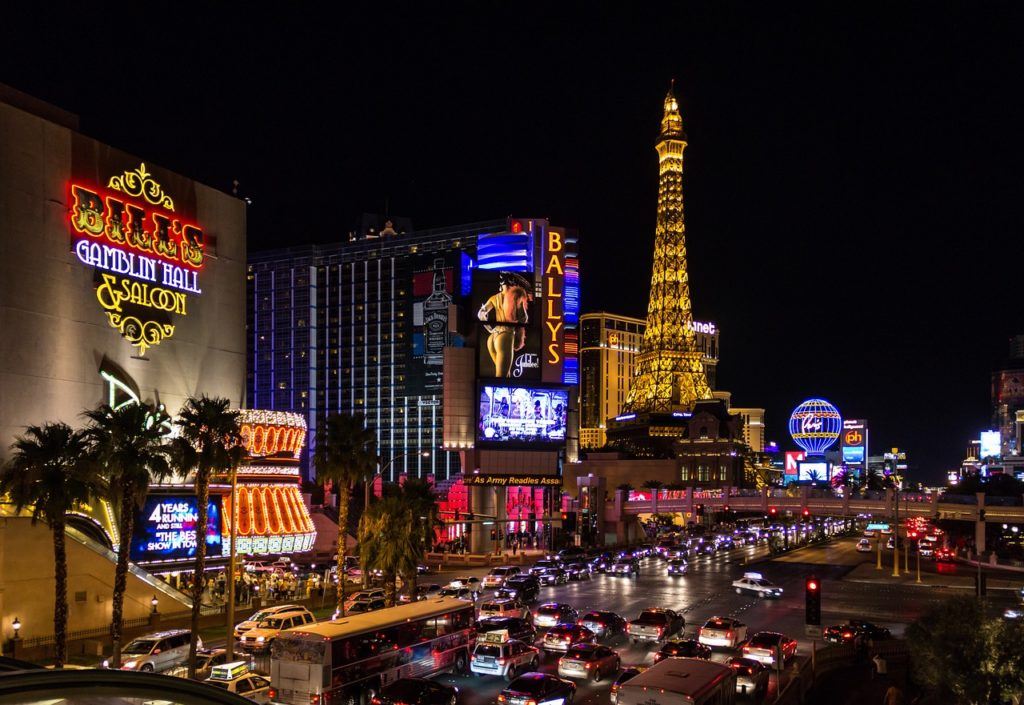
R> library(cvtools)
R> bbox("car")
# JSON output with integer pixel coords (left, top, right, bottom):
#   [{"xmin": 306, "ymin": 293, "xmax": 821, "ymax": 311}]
[
  {"xmin": 239, "ymin": 606, "xmax": 316, "ymax": 652},
  {"xmin": 665, "ymin": 547, "xmax": 688, "ymax": 561},
  {"xmin": 542, "ymin": 623, "xmax": 596, "ymax": 652},
  {"xmin": 478, "ymin": 616, "xmax": 537, "ymax": 645},
  {"xmin": 863, "ymin": 529, "xmax": 876, "ymax": 538},
  {"xmin": 451, "ymin": 576, "xmax": 482, "ymax": 590},
  {"xmin": 693, "ymin": 541, "xmax": 717, "ymax": 556},
  {"xmin": 881, "ymin": 527, "xmax": 893, "ymax": 535},
  {"xmin": 497, "ymin": 672, "xmax": 576, "ymax": 705},
  {"xmin": 856, "ymin": 539, "xmax": 873, "ymax": 553},
  {"xmin": 742, "ymin": 632, "xmax": 798, "ymax": 666},
  {"xmin": 234, "ymin": 603, "xmax": 307, "ymax": 640},
  {"xmin": 653, "ymin": 639, "xmax": 712, "ymax": 663},
  {"xmin": 191, "ymin": 648, "xmax": 229, "ymax": 680},
  {"xmin": 627, "ymin": 608, "xmax": 684, "ymax": 644},
  {"xmin": 698, "ymin": 617, "xmax": 748, "ymax": 649},
  {"xmin": 715, "ymin": 535, "xmax": 735, "ymax": 551},
  {"xmin": 471, "ymin": 632, "xmax": 540, "ymax": 680},
  {"xmin": 439, "ymin": 586, "xmax": 476, "ymax": 601},
  {"xmin": 848, "ymin": 620, "xmax": 891, "ymax": 641},
  {"xmin": 347, "ymin": 597, "xmax": 387, "ymax": 613},
  {"xmin": 502, "ymin": 576, "xmax": 541, "ymax": 603},
  {"xmin": 479, "ymin": 598, "xmax": 530, "ymax": 620},
  {"xmin": 729, "ymin": 657, "xmax": 769, "ymax": 698},
  {"xmin": 484, "ymin": 566, "xmax": 522, "ymax": 589},
  {"xmin": 533, "ymin": 603, "xmax": 578, "ymax": 629},
  {"xmin": 399, "ymin": 583, "xmax": 444, "ymax": 603},
  {"xmin": 566, "ymin": 563, "xmax": 592, "ymax": 581},
  {"xmin": 822, "ymin": 624, "xmax": 865, "ymax": 647},
  {"xmin": 935, "ymin": 548, "xmax": 956, "ymax": 563},
  {"xmin": 204, "ymin": 661, "xmax": 271, "ymax": 702},
  {"xmin": 666, "ymin": 559, "xmax": 689, "ymax": 576},
  {"xmin": 919, "ymin": 544, "xmax": 935, "ymax": 558},
  {"xmin": 577, "ymin": 611, "xmax": 627, "ymax": 640},
  {"xmin": 530, "ymin": 560, "xmax": 563, "ymax": 576},
  {"xmin": 111, "ymin": 629, "xmax": 200, "ymax": 673},
  {"xmin": 557, "ymin": 643, "xmax": 621, "ymax": 682},
  {"xmin": 589, "ymin": 552, "xmax": 615, "ymax": 572},
  {"xmin": 608, "ymin": 560, "xmax": 636, "ymax": 577},
  {"xmin": 655, "ymin": 540, "xmax": 676, "ymax": 557},
  {"xmin": 732, "ymin": 572, "xmax": 783, "ymax": 598},
  {"xmin": 373, "ymin": 677, "xmax": 459, "ymax": 705},
  {"xmin": 558, "ymin": 547, "xmax": 588, "ymax": 562},
  {"xmin": 343, "ymin": 589, "xmax": 385, "ymax": 612},
  {"xmin": 886, "ymin": 536, "xmax": 895, "ymax": 550},
  {"xmin": 610, "ymin": 666, "xmax": 647, "ymax": 705},
  {"xmin": 538, "ymin": 568, "xmax": 569, "ymax": 586}
]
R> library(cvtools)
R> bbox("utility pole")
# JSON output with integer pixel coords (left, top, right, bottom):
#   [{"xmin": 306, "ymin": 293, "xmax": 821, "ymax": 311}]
[
  {"xmin": 225, "ymin": 462, "xmax": 239, "ymax": 661},
  {"xmin": 890, "ymin": 463, "xmax": 900, "ymax": 578}
]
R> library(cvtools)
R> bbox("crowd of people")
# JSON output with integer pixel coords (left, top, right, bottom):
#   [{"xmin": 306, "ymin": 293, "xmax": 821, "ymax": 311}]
[{"xmin": 165, "ymin": 566, "xmax": 329, "ymax": 606}]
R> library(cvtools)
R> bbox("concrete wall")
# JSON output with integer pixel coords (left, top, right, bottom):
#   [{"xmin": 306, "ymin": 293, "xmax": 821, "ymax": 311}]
[
  {"xmin": 0, "ymin": 517, "xmax": 190, "ymax": 646},
  {"xmin": 0, "ymin": 98, "xmax": 247, "ymax": 462}
]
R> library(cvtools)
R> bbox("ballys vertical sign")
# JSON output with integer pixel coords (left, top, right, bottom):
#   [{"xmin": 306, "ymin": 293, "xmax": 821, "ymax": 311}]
[
  {"xmin": 542, "ymin": 226, "xmax": 565, "ymax": 383},
  {"xmin": 69, "ymin": 164, "xmax": 204, "ymax": 355}
]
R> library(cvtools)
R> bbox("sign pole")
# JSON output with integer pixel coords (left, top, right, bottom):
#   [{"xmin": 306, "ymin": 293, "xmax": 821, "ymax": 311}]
[{"xmin": 225, "ymin": 463, "xmax": 239, "ymax": 662}]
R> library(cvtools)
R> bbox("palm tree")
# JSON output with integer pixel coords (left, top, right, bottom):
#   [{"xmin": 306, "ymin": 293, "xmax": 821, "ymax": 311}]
[
  {"xmin": 358, "ymin": 496, "xmax": 421, "ymax": 607},
  {"xmin": 0, "ymin": 423, "xmax": 99, "ymax": 668},
  {"xmin": 83, "ymin": 403, "xmax": 173, "ymax": 669},
  {"xmin": 172, "ymin": 396, "xmax": 243, "ymax": 679},
  {"xmin": 313, "ymin": 413, "xmax": 377, "ymax": 616}
]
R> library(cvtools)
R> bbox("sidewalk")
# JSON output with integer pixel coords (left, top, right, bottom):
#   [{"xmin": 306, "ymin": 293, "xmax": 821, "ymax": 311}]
[{"xmin": 843, "ymin": 562, "xmax": 1021, "ymax": 590}]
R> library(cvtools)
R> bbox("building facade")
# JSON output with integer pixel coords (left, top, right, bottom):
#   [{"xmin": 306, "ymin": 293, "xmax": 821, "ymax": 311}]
[
  {"xmin": 579, "ymin": 312, "xmax": 719, "ymax": 449},
  {"xmin": 731, "ymin": 407, "xmax": 765, "ymax": 453},
  {"xmin": 248, "ymin": 217, "xmax": 579, "ymax": 481}
]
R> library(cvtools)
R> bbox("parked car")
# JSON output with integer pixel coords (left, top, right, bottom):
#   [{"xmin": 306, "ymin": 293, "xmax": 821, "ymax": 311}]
[
  {"xmin": 742, "ymin": 632, "xmax": 798, "ymax": 667},
  {"xmin": 628, "ymin": 608, "xmax": 684, "ymax": 644},
  {"xmin": 239, "ymin": 606, "xmax": 316, "ymax": 652},
  {"xmin": 110, "ymin": 629, "xmax": 200, "ymax": 672},
  {"xmin": 533, "ymin": 603, "xmax": 578, "ymax": 629},
  {"xmin": 728, "ymin": 657, "xmax": 769, "ymax": 698},
  {"xmin": 698, "ymin": 617, "xmax": 748, "ymax": 649},
  {"xmin": 497, "ymin": 672, "xmax": 575, "ymax": 705},
  {"xmin": 577, "ymin": 611, "xmax": 627, "ymax": 641},
  {"xmin": 542, "ymin": 624, "xmax": 596, "ymax": 653},
  {"xmin": 374, "ymin": 677, "xmax": 459, "ymax": 705},
  {"xmin": 653, "ymin": 640, "xmax": 712, "ymax": 663},
  {"xmin": 557, "ymin": 643, "xmax": 621, "ymax": 682}
]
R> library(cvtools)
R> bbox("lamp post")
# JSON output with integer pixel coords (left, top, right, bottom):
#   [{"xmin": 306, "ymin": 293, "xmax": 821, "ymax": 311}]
[
  {"xmin": 365, "ymin": 450, "xmax": 432, "ymax": 509},
  {"xmin": 150, "ymin": 595, "xmax": 159, "ymax": 614},
  {"xmin": 225, "ymin": 460, "xmax": 240, "ymax": 661},
  {"xmin": 11, "ymin": 617, "xmax": 20, "ymax": 659},
  {"xmin": 891, "ymin": 476, "xmax": 900, "ymax": 578}
]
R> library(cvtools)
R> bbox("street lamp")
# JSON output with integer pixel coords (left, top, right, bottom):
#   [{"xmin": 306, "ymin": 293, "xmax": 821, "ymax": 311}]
[
  {"xmin": 365, "ymin": 450, "xmax": 432, "ymax": 508},
  {"xmin": 150, "ymin": 595, "xmax": 158, "ymax": 614},
  {"xmin": 11, "ymin": 617, "xmax": 21, "ymax": 658}
]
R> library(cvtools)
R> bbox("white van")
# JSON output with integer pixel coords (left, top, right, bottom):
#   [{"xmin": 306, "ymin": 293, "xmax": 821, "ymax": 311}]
[{"xmin": 615, "ymin": 657, "xmax": 736, "ymax": 705}]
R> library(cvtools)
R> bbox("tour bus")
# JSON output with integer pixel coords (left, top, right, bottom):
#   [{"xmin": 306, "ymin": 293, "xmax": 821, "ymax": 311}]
[
  {"xmin": 615, "ymin": 657, "xmax": 736, "ymax": 705},
  {"xmin": 268, "ymin": 597, "xmax": 475, "ymax": 705}
]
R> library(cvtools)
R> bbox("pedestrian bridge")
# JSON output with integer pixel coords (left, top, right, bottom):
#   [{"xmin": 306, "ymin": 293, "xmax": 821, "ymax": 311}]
[{"xmin": 605, "ymin": 487, "xmax": 1024, "ymax": 525}]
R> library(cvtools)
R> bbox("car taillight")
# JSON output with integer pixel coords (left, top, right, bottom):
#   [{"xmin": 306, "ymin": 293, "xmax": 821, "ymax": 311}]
[
  {"xmin": 497, "ymin": 657, "xmax": 508, "ymax": 666},
  {"xmin": 497, "ymin": 696, "xmax": 506, "ymax": 704},
  {"xmin": 526, "ymin": 700, "xmax": 537, "ymax": 705},
  {"xmin": 743, "ymin": 645, "xmax": 751, "ymax": 653},
  {"xmin": 268, "ymin": 688, "xmax": 278, "ymax": 700},
  {"xmin": 842, "ymin": 631, "xmax": 853, "ymax": 639},
  {"xmin": 310, "ymin": 695, "xmax": 321, "ymax": 705},
  {"xmin": 370, "ymin": 698, "xmax": 381, "ymax": 705},
  {"xmin": 727, "ymin": 630, "xmax": 734, "ymax": 638}
]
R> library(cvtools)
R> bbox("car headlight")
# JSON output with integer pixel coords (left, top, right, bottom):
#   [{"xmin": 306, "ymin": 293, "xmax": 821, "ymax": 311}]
[
  {"xmin": 123, "ymin": 661, "xmax": 138, "ymax": 669},
  {"xmin": 257, "ymin": 636, "xmax": 265, "ymax": 643}
]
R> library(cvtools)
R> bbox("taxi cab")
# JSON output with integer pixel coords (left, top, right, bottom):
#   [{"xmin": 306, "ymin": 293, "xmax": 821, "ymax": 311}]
[
  {"xmin": 205, "ymin": 661, "xmax": 271, "ymax": 702},
  {"xmin": 470, "ymin": 630, "xmax": 540, "ymax": 680},
  {"xmin": 731, "ymin": 572, "xmax": 783, "ymax": 598}
]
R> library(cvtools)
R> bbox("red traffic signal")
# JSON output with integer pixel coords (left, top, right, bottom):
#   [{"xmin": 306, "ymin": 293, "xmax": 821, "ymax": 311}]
[
  {"xmin": 723, "ymin": 504, "xmax": 730, "ymax": 512},
  {"xmin": 806, "ymin": 578, "xmax": 819, "ymax": 592},
  {"xmin": 802, "ymin": 508, "xmax": 810, "ymax": 518},
  {"xmin": 769, "ymin": 506, "xmax": 778, "ymax": 516},
  {"xmin": 561, "ymin": 511, "xmax": 568, "ymax": 520}
]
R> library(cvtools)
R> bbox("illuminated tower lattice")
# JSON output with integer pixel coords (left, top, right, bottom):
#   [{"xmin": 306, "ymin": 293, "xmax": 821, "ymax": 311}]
[{"xmin": 623, "ymin": 85, "xmax": 713, "ymax": 414}]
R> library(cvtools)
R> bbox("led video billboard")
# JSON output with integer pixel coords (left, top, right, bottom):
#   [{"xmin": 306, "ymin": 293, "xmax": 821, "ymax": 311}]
[
  {"xmin": 478, "ymin": 385, "xmax": 568, "ymax": 445},
  {"xmin": 798, "ymin": 461, "xmax": 830, "ymax": 483},
  {"xmin": 130, "ymin": 494, "xmax": 223, "ymax": 563}
]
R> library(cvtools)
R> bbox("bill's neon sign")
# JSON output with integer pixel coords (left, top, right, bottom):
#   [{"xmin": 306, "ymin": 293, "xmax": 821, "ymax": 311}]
[{"xmin": 69, "ymin": 164, "xmax": 205, "ymax": 354}]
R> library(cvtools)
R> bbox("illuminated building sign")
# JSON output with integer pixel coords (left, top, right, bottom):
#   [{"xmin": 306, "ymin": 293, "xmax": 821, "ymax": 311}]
[
  {"xmin": 542, "ymin": 227, "xmax": 566, "ymax": 383},
  {"xmin": 239, "ymin": 410, "xmax": 307, "ymax": 459},
  {"xmin": 980, "ymin": 430, "xmax": 1001, "ymax": 459},
  {"xmin": 69, "ymin": 164, "xmax": 205, "ymax": 355},
  {"xmin": 784, "ymin": 451, "xmax": 806, "ymax": 477},
  {"xmin": 463, "ymin": 474, "xmax": 563, "ymax": 487},
  {"xmin": 690, "ymin": 320, "xmax": 716, "ymax": 335},
  {"xmin": 130, "ymin": 494, "xmax": 224, "ymax": 564},
  {"xmin": 841, "ymin": 419, "xmax": 868, "ymax": 468}
]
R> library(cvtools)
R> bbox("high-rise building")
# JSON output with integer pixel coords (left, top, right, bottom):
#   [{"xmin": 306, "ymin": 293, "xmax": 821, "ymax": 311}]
[
  {"xmin": 248, "ymin": 217, "xmax": 579, "ymax": 481},
  {"xmin": 622, "ymin": 85, "xmax": 713, "ymax": 414},
  {"xmin": 732, "ymin": 407, "xmax": 766, "ymax": 453},
  {"xmin": 993, "ymin": 334, "xmax": 1024, "ymax": 457},
  {"xmin": 578, "ymin": 312, "xmax": 719, "ymax": 449}
]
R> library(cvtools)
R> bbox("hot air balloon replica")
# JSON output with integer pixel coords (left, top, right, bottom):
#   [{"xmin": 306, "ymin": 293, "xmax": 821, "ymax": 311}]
[{"xmin": 788, "ymin": 399, "xmax": 842, "ymax": 482}]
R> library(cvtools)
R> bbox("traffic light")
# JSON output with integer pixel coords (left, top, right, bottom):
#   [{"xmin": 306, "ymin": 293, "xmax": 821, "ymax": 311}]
[
  {"xmin": 769, "ymin": 506, "xmax": 778, "ymax": 518},
  {"xmin": 805, "ymin": 576, "xmax": 821, "ymax": 625},
  {"xmin": 696, "ymin": 504, "xmax": 705, "ymax": 517},
  {"xmin": 561, "ymin": 511, "xmax": 577, "ymax": 532},
  {"xmin": 802, "ymin": 507, "xmax": 811, "ymax": 519},
  {"xmin": 490, "ymin": 529, "xmax": 497, "ymax": 541},
  {"xmin": 723, "ymin": 504, "xmax": 731, "ymax": 513}
]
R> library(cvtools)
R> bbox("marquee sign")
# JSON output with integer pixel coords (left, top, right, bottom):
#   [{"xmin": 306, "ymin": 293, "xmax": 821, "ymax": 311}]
[{"xmin": 69, "ymin": 163, "xmax": 205, "ymax": 355}]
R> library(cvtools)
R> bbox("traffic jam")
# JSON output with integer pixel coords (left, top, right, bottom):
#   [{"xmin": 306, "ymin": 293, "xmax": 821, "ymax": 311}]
[{"xmin": 235, "ymin": 520, "xmax": 868, "ymax": 705}]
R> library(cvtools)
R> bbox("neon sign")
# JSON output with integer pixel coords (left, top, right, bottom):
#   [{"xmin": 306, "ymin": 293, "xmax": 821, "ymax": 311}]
[
  {"xmin": 542, "ymin": 227, "xmax": 565, "ymax": 382},
  {"xmin": 69, "ymin": 163, "xmax": 205, "ymax": 355}
]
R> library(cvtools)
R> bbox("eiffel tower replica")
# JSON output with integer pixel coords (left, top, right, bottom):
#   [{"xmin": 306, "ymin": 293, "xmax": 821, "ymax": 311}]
[{"xmin": 608, "ymin": 85, "xmax": 733, "ymax": 458}]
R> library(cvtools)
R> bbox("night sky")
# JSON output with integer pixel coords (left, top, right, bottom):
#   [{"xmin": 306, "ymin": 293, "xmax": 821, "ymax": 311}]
[{"xmin": 5, "ymin": 5, "xmax": 1023, "ymax": 482}]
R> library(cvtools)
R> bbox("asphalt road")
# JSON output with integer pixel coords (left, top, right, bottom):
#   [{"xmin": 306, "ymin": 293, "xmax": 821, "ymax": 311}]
[{"xmin": 223, "ymin": 537, "xmax": 1021, "ymax": 705}]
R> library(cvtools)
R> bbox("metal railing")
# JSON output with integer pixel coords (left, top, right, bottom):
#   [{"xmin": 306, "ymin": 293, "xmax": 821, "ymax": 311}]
[{"xmin": 20, "ymin": 616, "xmax": 152, "ymax": 649}]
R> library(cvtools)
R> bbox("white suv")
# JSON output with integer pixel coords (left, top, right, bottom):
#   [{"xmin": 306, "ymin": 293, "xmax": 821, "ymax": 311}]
[
  {"xmin": 239, "ymin": 606, "xmax": 316, "ymax": 652},
  {"xmin": 483, "ymin": 566, "xmax": 521, "ymax": 589},
  {"xmin": 234, "ymin": 604, "xmax": 306, "ymax": 640},
  {"xmin": 113, "ymin": 629, "xmax": 200, "ymax": 672}
]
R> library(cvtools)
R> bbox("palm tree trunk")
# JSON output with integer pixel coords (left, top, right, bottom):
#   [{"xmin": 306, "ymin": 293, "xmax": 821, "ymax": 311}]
[
  {"xmin": 337, "ymin": 483, "xmax": 349, "ymax": 615},
  {"xmin": 187, "ymin": 470, "xmax": 209, "ymax": 679},
  {"xmin": 52, "ymin": 519, "xmax": 68, "ymax": 669},
  {"xmin": 110, "ymin": 488, "xmax": 136, "ymax": 668},
  {"xmin": 384, "ymin": 571, "xmax": 396, "ymax": 608}
]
